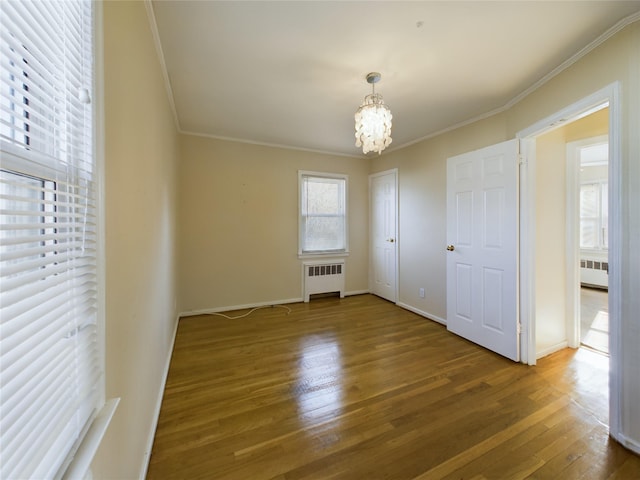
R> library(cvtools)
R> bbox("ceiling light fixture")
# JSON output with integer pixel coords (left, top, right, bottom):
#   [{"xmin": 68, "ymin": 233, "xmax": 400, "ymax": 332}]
[{"xmin": 355, "ymin": 72, "xmax": 392, "ymax": 155}]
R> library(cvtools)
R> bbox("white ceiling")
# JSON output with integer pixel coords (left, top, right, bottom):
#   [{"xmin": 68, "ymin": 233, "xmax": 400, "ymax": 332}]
[{"xmin": 150, "ymin": 1, "xmax": 640, "ymax": 157}]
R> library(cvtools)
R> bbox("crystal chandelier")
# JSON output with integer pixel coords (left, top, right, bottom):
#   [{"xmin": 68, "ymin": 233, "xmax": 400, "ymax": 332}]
[{"xmin": 355, "ymin": 72, "xmax": 392, "ymax": 155}]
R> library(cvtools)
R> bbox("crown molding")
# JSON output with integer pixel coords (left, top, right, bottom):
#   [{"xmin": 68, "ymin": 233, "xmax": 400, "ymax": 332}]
[{"xmin": 180, "ymin": 130, "xmax": 365, "ymax": 159}]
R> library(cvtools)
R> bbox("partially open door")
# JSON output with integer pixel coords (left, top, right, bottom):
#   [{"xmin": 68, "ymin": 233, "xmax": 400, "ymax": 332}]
[{"xmin": 446, "ymin": 140, "xmax": 519, "ymax": 361}]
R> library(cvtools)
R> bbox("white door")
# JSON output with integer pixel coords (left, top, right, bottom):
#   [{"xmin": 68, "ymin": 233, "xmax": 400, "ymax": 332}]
[
  {"xmin": 446, "ymin": 140, "xmax": 519, "ymax": 361},
  {"xmin": 370, "ymin": 170, "xmax": 397, "ymax": 302}
]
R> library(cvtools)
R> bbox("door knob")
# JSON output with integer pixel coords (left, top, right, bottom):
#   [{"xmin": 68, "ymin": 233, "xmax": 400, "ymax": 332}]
[{"xmin": 446, "ymin": 245, "xmax": 455, "ymax": 251}]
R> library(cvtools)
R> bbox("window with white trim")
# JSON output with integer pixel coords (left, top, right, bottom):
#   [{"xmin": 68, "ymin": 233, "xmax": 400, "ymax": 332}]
[
  {"xmin": 0, "ymin": 1, "xmax": 106, "ymax": 478},
  {"xmin": 578, "ymin": 140, "xmax": 608, "ymax": 253},
  {"xmin": 298, "ymin": 172, "xmax": 348, "ymax": 256},
  {"xmin": 580, "ymin": 181, "xmax": 608, "ymax": 251}
]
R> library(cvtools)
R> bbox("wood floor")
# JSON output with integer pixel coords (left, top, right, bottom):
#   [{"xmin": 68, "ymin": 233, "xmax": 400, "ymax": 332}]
[{"xmin": 147, "ymin": 294, "xmax": 639, "ymax": 479}]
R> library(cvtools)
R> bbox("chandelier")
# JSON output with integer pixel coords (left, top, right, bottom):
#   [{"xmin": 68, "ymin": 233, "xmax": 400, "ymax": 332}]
[{"xmin": 354, "ymin": 72, "xmax": 392, "ymax": 155}]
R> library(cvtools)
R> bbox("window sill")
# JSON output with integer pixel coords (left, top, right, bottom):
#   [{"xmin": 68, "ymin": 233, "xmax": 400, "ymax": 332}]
[
  {"xmin": 298, "ymin": 251, "xmax": 350, "ymax": 260},
  {"xmin": 580, "ymin": 249, "xmax": 608, "ymax": 256},
  {"xmin": 62, "ymin": 398, "xmax": 120, "ymax": 480}
]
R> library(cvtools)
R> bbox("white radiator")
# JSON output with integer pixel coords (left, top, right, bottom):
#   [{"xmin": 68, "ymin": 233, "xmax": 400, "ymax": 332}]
[
  {"xmin": 303, "ymin": 260, "xmax": 345, "ymax": 302},
  {"xmin": 580, "ymin": 258, "xmax": 608, "ymax": 288}
]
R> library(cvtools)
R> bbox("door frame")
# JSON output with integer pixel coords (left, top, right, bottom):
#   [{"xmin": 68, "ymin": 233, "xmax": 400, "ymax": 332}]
[
  {"xmin": 517, "ymin": 82, "xmax": 622, "ymax": 441},
  {"xmin": 369, "ymin": 168, "xmax": 399, "ymax": 303}
]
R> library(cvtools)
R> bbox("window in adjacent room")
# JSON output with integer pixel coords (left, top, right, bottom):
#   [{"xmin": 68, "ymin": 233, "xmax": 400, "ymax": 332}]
[
  {"xmin": 298, "ymin": 171, "xmax": 348, "ymax": 256},
  {"xmin": 580, "ymin": 180, "xmax": 608, "ymax": 251},
  {"xmin": 579, "ymin": 141, "xmax": 608, "ymax": 252}
]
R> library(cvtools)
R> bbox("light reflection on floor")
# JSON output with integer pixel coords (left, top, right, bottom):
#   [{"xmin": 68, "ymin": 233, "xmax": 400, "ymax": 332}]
[
  {"xmin": 565, "ymin": 346, "xmax": 609, "ymax": 426},
  {"xmin": 293, "ymin": 335, "xmax": 344, "ymax": 428},
  {"xmin": 580, "ymin": 287, "xmax": 609, "ymax": 354},
  {"xmin": 582, "ymin": 309, "xmax": 609, "ymax": 354}
]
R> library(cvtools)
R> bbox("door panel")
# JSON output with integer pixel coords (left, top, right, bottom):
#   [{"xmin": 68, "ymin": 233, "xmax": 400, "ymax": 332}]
[
  {"xmin": 447, "ymin": 140, "xmax": 519, "ymax": 361},
  {"xmin": 482, "ymin": 267, "xmax": 504, "ymax": 331},
  {"xmin": 456, "ymin": 191, "xmax": 473, "ymax": 246},
  {"xmin": 456, "ymin": 263, "xmax": 473, "ymax": 320},
  {"xmin": 484, "ymin": 189, "xmax": 504, "ymax": 248}
]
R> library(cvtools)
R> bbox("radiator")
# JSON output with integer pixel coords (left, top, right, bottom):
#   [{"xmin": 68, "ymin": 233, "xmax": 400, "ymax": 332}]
[
  {"xmin": 303, "ymin": 260, "xmax": 345, "ymax": 302},
  {"xmin": 580, "ymin": 258, "xmax": 608, "ymax": 288}
]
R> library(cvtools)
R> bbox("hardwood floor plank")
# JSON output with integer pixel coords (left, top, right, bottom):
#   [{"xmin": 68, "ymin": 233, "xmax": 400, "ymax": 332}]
[
  {"xmin": 147, "ymin": 294, "xmax": 638, "ymax": 479},
  {"xmin": 413, "ymin": 396, "xmax": 570, "ymax": 479}
]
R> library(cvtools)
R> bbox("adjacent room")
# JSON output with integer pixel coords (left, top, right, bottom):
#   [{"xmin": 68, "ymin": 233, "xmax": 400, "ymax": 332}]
[{"xmin": 1, "ymin": 1, "xmax": 640, "ymax": 479}]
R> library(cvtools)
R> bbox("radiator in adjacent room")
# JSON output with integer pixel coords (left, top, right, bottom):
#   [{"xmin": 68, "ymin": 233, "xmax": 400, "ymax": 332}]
[
  {"xmin": 580, "ymin": 258, "xmax": 609, "ymax": 289},
  {"xmin": 303, "ymin": 260, "xmax": 345, "ymax": 302}
]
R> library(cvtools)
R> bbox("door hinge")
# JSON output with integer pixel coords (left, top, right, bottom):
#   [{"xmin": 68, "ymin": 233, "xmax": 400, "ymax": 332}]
[
  {"xmin": 518, "ymin": 154, "xmax": 527, "ymax": 166},
  {"xmin": 517, "ymin": 322, "xmax": 522, "ymax": 335}
]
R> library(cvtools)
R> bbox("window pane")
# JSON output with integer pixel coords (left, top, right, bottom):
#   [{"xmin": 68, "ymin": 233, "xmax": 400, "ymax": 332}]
[
  {"xmin": 580, "ymin": 184, "xmax": 598, "ymax": 218},
  {"xmin": 303, "ymin": 216, "xmax": 345, "ymax": 252},
  {"xmin": 579, "ymin": 182, "xmax": 608, "ymax": 251},
  {"xmin": 300, "ymin": 174, "xmax": 347, "ymax": 254},
  {"xmin": 0, "ymin": 1, "xmax": 100, "ymax": 478},
  {"xmin": 580, "ymin": 218, "xmax": 598, "ymax": 249},
  {"xmin": 305, "ymin": 180, "xmax": 342, "ymax": 215},
  {"xmin": 0, "ymin": 170, "xmax": 44, "ymax": 261}
]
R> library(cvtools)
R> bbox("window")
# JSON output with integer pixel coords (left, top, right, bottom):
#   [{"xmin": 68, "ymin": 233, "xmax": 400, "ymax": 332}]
[
  {"xmin": 299, "ymin": 172, "xmax": 348, "ymax": 256},
  {"xmin": 0, "ymin": 1, "xmax": 106, "ymax": 478},
  {"xmin": 580, "ymin": 181, "xmax": 608, "ymax": 251},
  {"xmin": 578, "ymin": 139, "xmax": 608, "ymax": 252}
]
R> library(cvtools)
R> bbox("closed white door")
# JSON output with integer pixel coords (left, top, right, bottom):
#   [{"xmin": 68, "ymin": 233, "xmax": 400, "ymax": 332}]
[
  {"xmin": 446, "ymin": 140, "xmax": 519, "ymax": 361},
  {"xmin": 370, "ymin": 170, "xmax": 397, "ymax": 302}
]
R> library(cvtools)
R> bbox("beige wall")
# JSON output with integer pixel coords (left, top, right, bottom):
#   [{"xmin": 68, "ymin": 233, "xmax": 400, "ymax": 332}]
[
  {"xmin": 535, "ymin": 127, "xmax": 568, "ymax": 355},
  {"xmin": 93, "ymin": 2, "xmax": 180, "ymax": 478},
  {"xmin": 372, "ymin": 21, "xmax": 640, "ymax": 450},
  {"xmin": 178, "ymin": 136, "xmax": 370, "ymax": 313},
  {"xmin": 565, "ymin": 107, "xmax": 609, "ymax": 142}
]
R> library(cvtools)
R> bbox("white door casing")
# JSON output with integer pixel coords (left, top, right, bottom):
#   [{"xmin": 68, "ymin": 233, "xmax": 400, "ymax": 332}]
[
  {"xmin": 446, "ymin": 140, "xmax": 519, "ymax": 361},
  {"xmin": 517, "ymin": 83, "xmax": 621, "ymax": 445},
  {"xmin": 370, "ymin": 170, "xmax": 397, "ymax": 303}
]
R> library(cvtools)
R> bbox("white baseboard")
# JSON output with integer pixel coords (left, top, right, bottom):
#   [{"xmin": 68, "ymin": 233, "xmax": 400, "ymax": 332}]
[
  {"xmin": 180, "ymin": 297, "xmax": 304, "ymax": 317},
  {"xmin": 614, "ymin": 431, "xmax": 640, "ymax": 456},
  {"xmin": 536, "ymin": 341, "xmax": 568, "ymax": 360},
  {"xmin": 138, "ymin": 313, "xmax": 180, "ymax": 480},
  {"xmin": 397, "ymin": 302, "xmax": 447, "ymax": 326},
  {"xmin": 180, "ymin": 291, "xmax": 371, "ymax": 318},
  {"xmin": 345, "ymin": 289, "xmax": 369, "ymax": 297}
]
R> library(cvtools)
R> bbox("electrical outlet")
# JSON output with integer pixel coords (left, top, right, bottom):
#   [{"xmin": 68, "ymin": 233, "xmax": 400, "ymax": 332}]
[{"xmin": 419, "ymin": 288, "xmax": 425, "ymax": 298}]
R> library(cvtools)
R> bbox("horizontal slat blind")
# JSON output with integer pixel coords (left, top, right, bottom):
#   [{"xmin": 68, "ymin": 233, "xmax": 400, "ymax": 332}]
[{"xmin": 0, "ymin": 1, "xmax": 101, "ymax": 479}]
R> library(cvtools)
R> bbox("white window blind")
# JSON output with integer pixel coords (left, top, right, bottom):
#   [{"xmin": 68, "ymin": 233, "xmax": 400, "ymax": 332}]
[
  {"xmin": 0, "ymin": 1, "xmax": 103, "ymax": 479},
  {"xmin": 580, "ymin": 181, "xmax": 608, "ymax": 251},
  {"xmin": 299, "ymin": 172, "xmax": 348, "ymax": 255}
]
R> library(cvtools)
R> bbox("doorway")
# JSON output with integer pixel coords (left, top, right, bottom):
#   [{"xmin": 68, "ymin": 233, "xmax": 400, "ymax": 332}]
[{"xmin": 518, "ymin": 82, "xmax": 621, "ymax": 441}]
